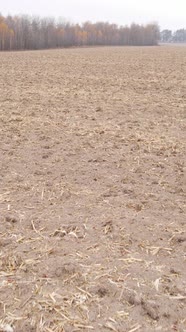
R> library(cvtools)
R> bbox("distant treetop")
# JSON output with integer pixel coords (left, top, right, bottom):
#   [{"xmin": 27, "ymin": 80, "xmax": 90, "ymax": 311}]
[{"xmin": 161, "ymin": 29, "xmax": 186, "ymax": 43}]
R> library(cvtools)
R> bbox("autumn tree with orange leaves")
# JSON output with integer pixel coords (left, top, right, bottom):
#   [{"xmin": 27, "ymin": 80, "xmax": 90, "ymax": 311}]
[{"xmin": 0, "ymin": 15, "xmax": 14, "ymax": 50}]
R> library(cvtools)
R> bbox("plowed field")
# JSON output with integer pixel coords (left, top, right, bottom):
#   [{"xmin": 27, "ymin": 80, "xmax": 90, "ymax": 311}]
[{"xmin": 0, "ymin": 46, "xmax": 186, "ymax": 332}]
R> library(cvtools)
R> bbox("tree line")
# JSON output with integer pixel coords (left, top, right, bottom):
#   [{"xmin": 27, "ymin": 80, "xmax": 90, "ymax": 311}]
[
  {"xmin": 161, "ymin": 29, "xmax": 186, "ymax": 43},
  {"xmin": 0, "ymin": 14, "xmax": 160, "ymax": 51}
]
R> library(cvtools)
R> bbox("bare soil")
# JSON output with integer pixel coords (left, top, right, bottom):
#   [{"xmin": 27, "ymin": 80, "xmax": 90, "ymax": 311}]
[{"xmin": 0, "ymin": 46, "xmax": 185, "ymax": 332}]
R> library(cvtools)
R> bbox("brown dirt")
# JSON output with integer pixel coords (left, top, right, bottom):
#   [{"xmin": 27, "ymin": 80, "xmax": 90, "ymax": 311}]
[{"xmin": 0, "ymin": 46, "xmax": 185, "ymax": 332}]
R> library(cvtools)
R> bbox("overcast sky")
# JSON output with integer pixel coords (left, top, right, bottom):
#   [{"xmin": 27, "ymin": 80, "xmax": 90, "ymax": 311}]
[{"xmin": 1, "ymin": 0, "xmax": 186, "ymax": 30}]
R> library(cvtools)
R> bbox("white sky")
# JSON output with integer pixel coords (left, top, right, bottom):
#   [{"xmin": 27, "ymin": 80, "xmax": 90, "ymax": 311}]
[{"xmin": 1, "ymin": 0, "xmax": 186, "ymax": 30}]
